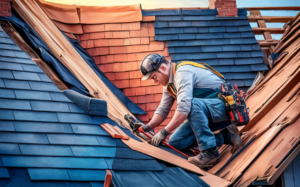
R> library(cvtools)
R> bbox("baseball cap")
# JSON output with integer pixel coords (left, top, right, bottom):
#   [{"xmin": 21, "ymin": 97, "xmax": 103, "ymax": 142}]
[{"xmin": 140, "ymin": 53, "xmax": 165, "ymax": 80}]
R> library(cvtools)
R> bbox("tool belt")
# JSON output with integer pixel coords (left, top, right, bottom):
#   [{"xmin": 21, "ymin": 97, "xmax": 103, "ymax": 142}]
[{"xmin": 218, "ymin": 83, "xmax": 250, "ymax": 126}]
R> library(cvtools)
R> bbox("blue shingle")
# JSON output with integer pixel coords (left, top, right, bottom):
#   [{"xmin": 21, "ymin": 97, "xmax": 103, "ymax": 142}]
[
  {"xmin": 90, "ymin": 182, "xmax": 104, "ymax": 187},
  {"xmin": 14, "ymin": 121, "xmax": 73, "ymax": 133},
  {"xmin": 0, "ymin": 43, "xmax": 20, "ymax": 51},
  {"xmin": 71, "ymin": 124, "xmax": 109, "ymax": 135},
  {"xmin": 0, "ymin": 70, "xmax": 14, "ymax": 79},
  {"xmin": 168, "ymin": 21, "xmax": 191, "ymax": 27},
  {"xmin": 168, "ymin": 47, "xmax": 175, "ymax": 53},
  {"xmin": 154, "ymin": 22, "xmax": 168, "ymax": 28},
  {"xmin": 0, "ymin": 56, "xmax": 35, "ymax": 64},
  {"xmin": 202, "ymin": 46, "xmax": 222, "ymax": 52},
  {"xmin": 217, "ymin": 52, "xmax": 237, "ymax": 58},
  {"xmin": 50, "ymin": 92, "xmax": 72, "ymax": 102},
  {"xmin": 38, "ymin": 74, "xmax": 51, "ymax": 82},
  {"xmin": 209, "ymin": 39, "xmax": 230, "ymax": 45},
  {"xmin": 68, "ymin": 103, "xmax": 85, "ymax": 113},
  {"xmin": 237, "ymin": 52, "xmax": 252, "ymax": 57},
  {"xmin": 251, "ymin": 64, "xmax": 269, "ymax": 71},
  {"xmin": 14, "ymin": 111, "xmax": 58, "ymax": 122},
  {"xmin": 65, "ymin": 182, "xmax": 91, "ymax": 187},
  {"xmin": 199, "ymin": 59, "xmax": 219, "ymax": 66},
  {"xmin": 230, "ymin": 38, "xmax": 257, "ymax": 44},
  {"xmin": 240, "ymin": 44, "xmax": 253, "ymax": 51},
  {"xmin": 230, "ymin": 65, "xmax": 252, "ymax": 72},
  {"xmin": 233, "ymin": 20, "xmax": 249, "ymax": 26},
  {"xmin": 115, "ymin": 148, "xmax": 153, "ymax": 160},
  {"xmin": 196, "ymin": 33, "xmax": 223, "ymax": 39},
  {"xmin": 165, "ymin": 28, "xmax": 183, "ymax": 34},
  {"xmin": 0, "ymin": 38, "xmax": 14, "ymax": 45},
  {"xmin": 13, "ymin": 51, "xmax": 30, "ymax": 59},
  {"xmin": 183, "ymin": 15, "xmax": 216, "ymax": 21},
  {"xmin": 0, "ymin": 62, "xmax": 23, "ymax": 71},
  {"xmin": 0, "ymin": 109, "xmax": 14, "ymax": 120},
  {"xmin": 0, "ymin": 143, "xmax": 21, "ymax": 155},
  {"xmin": 0, "ymin": 132, "xmax": 49, "ymax": 144},
  {"xmin": 245, "ymin": 79, "xmax": 254, "ymax": 86},
  {"xmin": 235, "ymin": 58, "xmax": 263, "ymax": 65},
  {"xmin": 29, "ymin": 81, "xmax": 60, "ymax": 92},
  {"xmin": 71, "ymin": 146, "xmax": 116, "ymax": 157},
  {"xmin": 225, "ymin": 27, "xmax": 239, "ymax": 32},
  {"xmin": 47, "ymin": 134, "xmax": 99, "ymax": 145},
  {"xmin": 185, "ymin": 40, "xmax": 209, "ymax": 46},
  {"xmin": 155, "ymin": 28, "xmax": 165, "ymax": 34},
  {"xmin": 0, "ymin": 49, "xmax": 15, "ymax": 57},
  {"xmin": 223, "ymin": 33, "xmax": 240, "ymax": 38},
  {"xmin": 1, "ymin": 156, "xmax": 108, "ymax": 169},
  {"xmin": 190, "ymin": 53, "xmax": 217, "ymax": 59},
  {"xmin": 14, "ymin": 90, "xmax": 51, "ymax": 100},
  {"xmin": 155, "ymin": 16, "xmax": 182, "ymax": 21},
  {"xmin": 57, "ymin": 113, "xmax": 93, "ymax": 123},
  {"xmin": 0, "ymin": 121, "xmax": 15, "ymax": 131},
  {"xmin": 12, "ymin": 71, "xmax": 41, "ymax": 81},
  {"xmin": 0, "ymin": 31, "xmax": 8, "ymax": 37},
  {"xmin": 67, "ymin": 169, "xmax": 106, "ymax": 181},
  {"xmin": 0, "ymin": 79, "xmax": 4, "ymax": 88},
  {"xmin": 183, "ymin": 27, "xmax": 198, "ymax": 33},
  {"xmin": 173, "ymin": 46, "xmax": 202, "ymax": 53},
  {"xmin": 96, "ymin": 136, "xmax": 117, "ymax": 147},
  {"xmin": 167, "ymin": 41, "xmax": 185, "ymax": 47},
  {"xmin": 21, "ymin": 64, "xmax": 43, "ymax": 73},
  {"xmin": 170, "ymin": 54, "xmax": 186, "ymax": 60},
  {"xmin": 210, "ymin": 20, "xmax": 233, "ymax": 26},
  {"xmin": 142, "ymin": 9, "xmax": 181, "ymax": 16},
  {"xmin": 241, "ymin": 32, "xmax": 254, "ymax": 38},
  {"xmin": 222, "ymin": 45, "xmax": 241, "ymax": 51},
  {"xmin": 0, "ymin": 88, "xmax": 15, "ymax": 98},
  {"xmin": 155, "ymin": 35, "xmax": 178, "ymax": 41},
  {"xmin": 231, "ymin": 80, "xmax": 245, "ymax": 86},
  {"xmin": 0, "ymin": 99, "xmax": 31, "ymax": 110},
  {"xmin": 112, "ymin": 159, "xmax": 163, "ymax": 171},
  {"xmin": 19, "ymin": 144, "xmax": 73, "ymax": 156},
  {"xmin": 179, "ymin": 34, "xmax": 196, "ymax": 40},
  {"xmin": 191, "ymin": 21, "xmax": 210, "ymax": 27},
  {"xmin": 213, "ymin": 66, "xmax": 230, "ymax": 73},
  {"xmin": 219, "ymin": 59, "xmax": 234, "ymax": 65},
  {"xmin": 251, "ymin": 43, "xmax": 261, "ymax": 50},
  {"xmin": 209, "ymin": 27, "xmax": 225, "ymax": 32},
  {"xmin": 28, "ymin": 168, "xmax": 70, "ymax": 180},
  {"xmin": 0, "ymin": 168, "xmax": 10, "ymax": 178},
  {"xmin": 105, "ymin": 158, "xmax": 114, "ymax": 169},
  {"xmin": 227, "ymin": 72, "xmax": 257, "ymax": 79},
  {"xmin": 197, "ymin": 27, "xmax": 209, "ymax": 33},
  {"xmin": 30, "ymin": 101, "xmax": 70, "ymax": 112},
  {"xmin": 182, "ymin": 9, "xmax": 217, "ymax": 15},
  {"xmin": 239, "ymin": 26, "xmax": 252, "ymax": 32},
  {"xmin": 251, "ymin": 50, "xmax": 264, "ymax": 57}
]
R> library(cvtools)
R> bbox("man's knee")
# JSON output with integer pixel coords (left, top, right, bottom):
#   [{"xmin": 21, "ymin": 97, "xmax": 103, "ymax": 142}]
[{"xmin": 168, "ymin": 134, "xmax": 179, "ymax": 148}]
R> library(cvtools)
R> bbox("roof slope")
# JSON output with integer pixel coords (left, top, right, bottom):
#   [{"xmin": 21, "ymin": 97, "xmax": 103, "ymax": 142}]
[
  {"xmin": 0, "ymin": 27, "xmax": 215, "ymax": 187},
  {"xmin": 144, "ymin": 8, "xmax": 268, "ymax": 90}
]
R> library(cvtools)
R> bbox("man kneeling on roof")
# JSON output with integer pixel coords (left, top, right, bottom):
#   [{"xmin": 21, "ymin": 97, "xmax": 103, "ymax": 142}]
[{"xmin": 135, "ymin": 53, "xmax": 242, "ymax": 169}]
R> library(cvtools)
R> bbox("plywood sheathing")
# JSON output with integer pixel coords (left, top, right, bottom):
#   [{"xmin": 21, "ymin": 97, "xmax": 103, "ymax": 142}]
[{"xmin": 12, "ymin": 0, "xmax": 138, "ymax": 130}]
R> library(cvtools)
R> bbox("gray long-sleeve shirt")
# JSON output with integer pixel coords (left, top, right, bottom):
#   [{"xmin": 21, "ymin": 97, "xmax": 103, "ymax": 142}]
[{"xmin": 154, "ymin": 63, "xmax": 224, "ymax": 119}]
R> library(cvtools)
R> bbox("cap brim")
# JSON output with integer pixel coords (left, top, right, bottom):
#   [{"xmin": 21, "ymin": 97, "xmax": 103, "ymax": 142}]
[{"xmin": 141, "ymin": 71, "xmax": 152, "ymax": 80}]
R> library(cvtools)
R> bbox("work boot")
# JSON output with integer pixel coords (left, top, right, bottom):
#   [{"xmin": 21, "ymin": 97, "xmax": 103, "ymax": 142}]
[
  {"xmin": 227, "ymin": 124, "xmax": 242, "ymax": 154},
  {"xmin": 188, "ymin": 148, "xmax": 220, "ymax": 170}
]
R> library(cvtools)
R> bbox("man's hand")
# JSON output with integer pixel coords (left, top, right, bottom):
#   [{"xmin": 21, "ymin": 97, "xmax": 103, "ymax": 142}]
[
  {"xmin": 133, "ymin": 122, "xmax": 151, "ymax": 133},
  {"xmin": 151, "ymin": 128, "xmax": 169, "ymax": 146}
]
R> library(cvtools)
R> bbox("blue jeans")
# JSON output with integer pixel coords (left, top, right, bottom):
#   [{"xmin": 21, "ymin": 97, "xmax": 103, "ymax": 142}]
[{"xmin": 168, "ymin": 98, "xmax": 230, "ymax": 151}]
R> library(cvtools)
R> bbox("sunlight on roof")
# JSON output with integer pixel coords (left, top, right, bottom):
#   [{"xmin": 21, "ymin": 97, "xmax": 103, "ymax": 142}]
[{"xmin": 45, "ymin": 0, "xmax": 208, "ymax": 9}]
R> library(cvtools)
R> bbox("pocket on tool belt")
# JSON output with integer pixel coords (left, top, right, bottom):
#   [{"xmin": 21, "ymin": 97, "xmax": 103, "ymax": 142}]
[{"xmin": 204, "ymin": 99, "xmax": 229, "ymax": 123}]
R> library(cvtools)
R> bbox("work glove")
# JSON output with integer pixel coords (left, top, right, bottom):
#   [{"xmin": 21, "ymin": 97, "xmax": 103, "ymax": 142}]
[
  {"xmin": 151, "ymin": 128, "xmax": 169, "ymax": 147},
  {"xmin": 133, "ymin": 122, "xmax": 151, "ymax": 133}
]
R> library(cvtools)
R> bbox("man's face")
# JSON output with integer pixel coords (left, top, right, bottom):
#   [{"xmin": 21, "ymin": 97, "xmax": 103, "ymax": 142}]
[{"xmin": 149, "ymin": 66, "xmax": 169, "ymax": 86}]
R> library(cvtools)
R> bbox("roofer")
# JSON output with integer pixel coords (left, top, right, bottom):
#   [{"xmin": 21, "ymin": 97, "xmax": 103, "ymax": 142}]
[{"xmin": 135, "ymin": 53, "xmax": 242, "ymax": 169}]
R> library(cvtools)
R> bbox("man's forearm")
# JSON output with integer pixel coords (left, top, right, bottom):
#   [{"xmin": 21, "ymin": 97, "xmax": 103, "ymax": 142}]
[
  {"xmin": 147, "ymin": 113, "xmax": 164, "ymax": 129},
  {"xmin": 165, "ymin": 110, "xmax": 188, "ymax": 133}
]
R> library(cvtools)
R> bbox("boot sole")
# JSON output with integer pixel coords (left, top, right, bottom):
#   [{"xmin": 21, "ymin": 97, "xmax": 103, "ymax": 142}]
[{"xmin": 188, "ymin": 157, "xmax": 221, "ymax": 170}]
